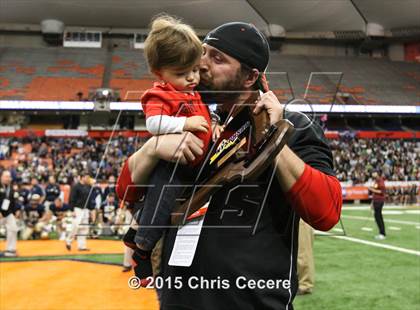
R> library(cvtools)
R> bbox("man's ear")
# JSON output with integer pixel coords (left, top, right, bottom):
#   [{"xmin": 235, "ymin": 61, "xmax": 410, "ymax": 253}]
[{"xmin": 243, "ymin": 68, "xmax": 260, "ymax": 89}]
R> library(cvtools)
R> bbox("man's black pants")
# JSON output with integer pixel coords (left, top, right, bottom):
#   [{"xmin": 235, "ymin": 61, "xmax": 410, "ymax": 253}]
[{"xmin": 373, "ymin": 201, "xmax": 386, "ymax": 236}]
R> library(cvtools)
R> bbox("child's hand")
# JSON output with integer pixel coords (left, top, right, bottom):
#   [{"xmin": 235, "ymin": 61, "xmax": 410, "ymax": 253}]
[
  {"xmin": 212, "ymin": 122, "xmax": 224, "ymax": 142},
  {"xmin": 184, "ymin": 116, "xmax": 209, "ymax": 133}
]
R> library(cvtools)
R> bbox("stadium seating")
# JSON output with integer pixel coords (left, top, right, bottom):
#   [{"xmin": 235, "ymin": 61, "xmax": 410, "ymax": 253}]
[
  {"xmin": 0, "ymin": 47, "xmax": 106, "ymax": 100},
  {"xmin": 108, "ymin": 50, "xmax": 154, "ymax": 100},
  {"xmin": 268, "ymin": 53, "xmax": 420, "ymax": 106},
  {"xmin": 330, "ymin": 138, "xmax": 419, "ymax": 183},
  {"xmin": 0, "ymin": 135, "xmax": 417, "ymax": 186},
  {"xmin": 0, "ymin": 47, "xmax": 419, "ymax": 105},
  {"xmin": 0, "ymin": 135, "xmax": 417, "ymax": 243}
]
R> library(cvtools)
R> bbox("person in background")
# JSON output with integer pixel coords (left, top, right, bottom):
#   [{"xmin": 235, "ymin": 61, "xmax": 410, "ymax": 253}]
[
  {"xmin": 12, "ymin": 184, "xmax": 25, "ymax": 228},
  {"xmin": 102, "ymin": 175, "xmax": 117, "ymax": 202},
  {"xmin": 93, "ymin": 192, "xmax": 118, "ymax": 238},
  {"xmin": 21, "ymin": 194, "xmax": 50, "ymax": 240},
  {"xmin": 101, "ymin": 193, "xmax": 118, "ymax": 226},
  {"xmin": 66, "ymin": 172, "xmax": 92, "ymax": 251},
  {"xmin": 45, "ymin": 175, "xmax": 61, "ymax": 209},
  {"xmin": 116, "ymin": 201, "xmax": 135, "ymax": 272},
  {"xmin": 297, "ymin": 219, "xmax": 315, "ymax": 295},
  {"xmin": 89, "ymin": 178, "xmax": 103, "ymax": 238},
  {"xmin": 409, "ymin": 184, "xmax": 418, "ymax": 205},
  {"xmin": 0, "ymin": 170, "xmax": 19, "ymax": 257},
  {"xmin": 29, "ymin": 177, "xmax": 45, "ymax": 204},
  {"xmin": 18, "ymin": 182, "xmax": 31, "ymax": 207},
  {"xmin": 369, "ymin": 170, "xmax": 387, "ymax": 240},
  {"xmin": 50, "ymin": 197, "xmax": 72, "ymax": 240}
]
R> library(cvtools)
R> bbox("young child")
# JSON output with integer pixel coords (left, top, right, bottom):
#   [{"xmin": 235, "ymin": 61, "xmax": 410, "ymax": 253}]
[{"xmin": 120, "ymin": 14, "xmax": 223, "ymax": 285}]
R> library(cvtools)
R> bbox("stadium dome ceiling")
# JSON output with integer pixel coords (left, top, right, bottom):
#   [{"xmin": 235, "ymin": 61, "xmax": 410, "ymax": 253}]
[{"xmin": 0, "ymin": 0, "xmax": 419, "ymax": 33}]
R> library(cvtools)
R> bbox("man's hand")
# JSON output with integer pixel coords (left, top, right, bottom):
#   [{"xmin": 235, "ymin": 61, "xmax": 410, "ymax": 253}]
[
  {"xmin": 127, "ymin": 132, "xmax": 205, "ymax": 185},
  {"xmin": 150, "ymin": 132, "xmax": 205, "ymax": 165},
  {"xmin": 183, "ymin": 116, "xmax": 209, "ymax": 133},
  {"xmin": 253, "ymin": 91, "xmax": 284, "ymax": 125},
  {"xmin": 368, "ymin": 187, "xmax": 381, "ymax": 194},
  {"xmin": 212, "ymin": 122, "xmax": 224, "ymax": 142}
]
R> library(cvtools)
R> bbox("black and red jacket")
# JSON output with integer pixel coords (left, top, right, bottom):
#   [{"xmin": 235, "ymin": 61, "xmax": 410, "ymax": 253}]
[{"xmin": 116, "ymin": 108, "xmax": 342, "ymax": 309}]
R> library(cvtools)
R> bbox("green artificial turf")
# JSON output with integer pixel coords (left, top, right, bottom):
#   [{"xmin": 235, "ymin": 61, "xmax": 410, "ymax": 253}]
[
  {"xmin": 0, "ymin": 253, "xmax": 124, "ymax": 265},
  {"xmin": 294, "ymin": 207, "xmax": 420, "ymax": 310},
  {"xmin": 341, "ymin": 208, "xmax": 420, "ymax": 224},
  {"xmin": 340, "ymin": 208, "xmax": 420, "ymax": 250},
  {"xmin": 1, "ymin": 206, "xmax": 419, "ymax": 309}
]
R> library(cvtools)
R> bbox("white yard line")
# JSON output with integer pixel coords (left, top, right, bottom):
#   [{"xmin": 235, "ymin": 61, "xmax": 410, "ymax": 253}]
[
  {"xmin": 316, "ymin": 231, "xmax": 420, "ymax": 256},
  {"xmin": 342, "ymin": 205, "xmax": 419, "ymax": 211},
  {"xmin": 341, "ymin": 215, "xmax": 419, "ymax": 226},
  {"xmin": 361, "ymin": 227, "xmax": 373, "ymax": 231},
  {"xmin": 382, "ymin": 211, "xmax": 404, "ymax": 215},
  {"xmin": 389, "ymin": 226, "xmax": 401, "ymax": 231},
  {"xmin": 405, "ymin": 210, "xmax": 420, "ymax": 214}
]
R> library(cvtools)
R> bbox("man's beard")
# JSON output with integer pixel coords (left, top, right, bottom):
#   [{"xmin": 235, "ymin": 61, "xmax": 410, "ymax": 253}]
[{"xmin": 198, "ymin": 70, "xmax": 246, "ymax": 105}]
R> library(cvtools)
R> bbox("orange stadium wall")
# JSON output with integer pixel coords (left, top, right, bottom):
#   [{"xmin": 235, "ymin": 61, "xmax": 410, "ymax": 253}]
[
  {"xmin": 405, "ymin": 42, "xmax": 420, "ymax": 62},
  {"xmin": 342, "ymin": 183, "xmax": 419, "ymax": 201},
  {"xmin": 1, "ymin": 129, "xmax": 419, "ymax": 139},
  {"xmin": 356, "ymin": 131, "xmax": 420, "ymax": 139},
  {"xmin": 342, "ymin": 186, "xmax": 370, "ymax": 200},
  {"xmin": 0, "ymin": 129, "xmax": 152, "ymax": 139},
  {"xmin": 325, "ymin": 131, "xmax": 420, "ymax": 139}
]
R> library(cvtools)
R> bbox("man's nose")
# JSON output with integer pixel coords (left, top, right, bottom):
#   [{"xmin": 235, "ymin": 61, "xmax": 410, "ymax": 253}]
[{"xmin": 200, "ymin": 54, "xmax": 209, "ymax": 72}]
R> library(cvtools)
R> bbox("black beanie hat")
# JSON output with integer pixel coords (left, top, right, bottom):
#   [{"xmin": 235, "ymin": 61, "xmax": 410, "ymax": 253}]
[{"xmin": 203, "ymin": 22, "xmax": 270, "ymax": 72}]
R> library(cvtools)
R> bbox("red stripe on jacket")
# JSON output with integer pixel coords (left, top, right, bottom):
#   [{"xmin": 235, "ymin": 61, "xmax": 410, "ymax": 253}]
[{"xmin": 286, "ymin": 164, "xmax": 342, "ymax": 231}]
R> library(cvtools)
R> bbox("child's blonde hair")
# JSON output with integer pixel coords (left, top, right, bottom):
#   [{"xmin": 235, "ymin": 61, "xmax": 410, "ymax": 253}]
[{"xmin": 144, "ymin": 14, "xmax": 203, "ymax": 72}]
